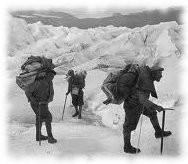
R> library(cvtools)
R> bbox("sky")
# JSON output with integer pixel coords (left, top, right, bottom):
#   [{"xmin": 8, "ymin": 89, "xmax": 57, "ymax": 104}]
[{"xmin": 54, "ymin": 8, "xmax": 147, "ymax": 18}]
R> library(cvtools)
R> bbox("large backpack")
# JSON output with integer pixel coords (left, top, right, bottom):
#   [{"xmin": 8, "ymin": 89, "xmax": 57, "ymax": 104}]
[
  {"xmin": 73, "ymin": 71, "xmax": 86, "ymax": 89},
  {"xmin": 101, "ymin": 64, "xmax": 139, "ymax": 105},
  {"xmin": 69, "ymin": 71, "xmax": 86, "ymax": 95},
  {"xmin": 16, "ymin": 55, "xmax": 55, "ymax": 91},
  {"xmin": 102, "ymin": 64, "xmax": 132, "ymax": 85}
]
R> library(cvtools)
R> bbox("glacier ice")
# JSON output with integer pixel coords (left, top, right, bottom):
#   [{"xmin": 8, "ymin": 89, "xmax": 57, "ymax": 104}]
[{"xmin": 8, "ymin": 16, "xmax": 183, "ymax": 128}]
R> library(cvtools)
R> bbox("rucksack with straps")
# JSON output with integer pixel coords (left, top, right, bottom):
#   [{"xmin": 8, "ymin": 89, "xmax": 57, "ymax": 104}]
[
  {"xmin": 101, "ymin": 64, "xmax": 140, "ymax": 105},
  {"xmin": 75, "ymin": 71, "xmax": 86, "ymax": 89},
  {"xmin": 16, "ymin": 55, "xmax": 55, "ymax": 91},
  {"xmin": 102, "ymin": 64, "xmax": 132, "ymax": 85},
  {"xmin": 69, "ymin": 71, "xmax": 86, "ymax": 95}
]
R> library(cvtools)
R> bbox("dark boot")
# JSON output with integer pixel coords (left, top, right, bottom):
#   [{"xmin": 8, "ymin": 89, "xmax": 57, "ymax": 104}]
[
  {"xmin": 45, "ymin": 122, "xmax": 57, "ymax": 144},
  {"xmin": 72, "ymin": 106, "xmax": 79, "ymax": 117},
  {"xmin": 123, "ymin": 132, "xmax": 141, "ymax": 154},
  {"xmin": 150, "ymin": 117, "xmax": 172, "ymax": 138},
  {"xmin": 48, "ymin": 136, "xmax": 57, "ymax": 144},
  {"xmin": 155, "ymin": 131, "xmax": 172, "ymax": 138},
  {"xmin": 35, "ymin": 123, "xmax": 40, "ymax": 141},
  {"xmin": 36, "ymin": 135, "xmax": 48, "ymax": 141},
  {"xmin": 78, "ymin": 106, "xmax": 82, "ymax": 119}
]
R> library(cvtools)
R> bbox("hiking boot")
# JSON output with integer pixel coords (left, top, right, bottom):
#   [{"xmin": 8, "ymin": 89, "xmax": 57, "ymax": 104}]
[
  {"xmin": 78, "ymin": 115, "xmax": 82, "ymax": 119},
  {"xmin": 155, "ymin": 131, "xmax": 172, "ymax": 138},
  {"xmin": 124, "ymin": 145, "xmax": 141, "ymax": 154},
  {"xmin": 72, "ymin": 112, "xmax": 79, "ymax": 117},
  {"xmin": 36, "ymin": 135, "xmax": 48, "ymax": 141},
  {"xmin": 48, "ymin": 137, "xmax": 57, "ymax": 144},
  {"xmin": 103, "ymin": 98, "xmax": 112, "ymax": 105},
  {"xmin": 123, "ymin": 132, "xmax": 140, "ymax": 154}
]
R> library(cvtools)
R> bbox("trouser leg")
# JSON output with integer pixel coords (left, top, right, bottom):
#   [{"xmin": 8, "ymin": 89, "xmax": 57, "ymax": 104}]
[
  {"xmin": 45, "ymin": 121, "xmax": 53, "ymax": 137},
  {"xmin": 123, "ymin": 131, "xmax": 131, "ymax": 148},
  {"xmin": 35, "ymin": 119, "xmax": 48, "ymax": 141},
  {"xmin": 144, "ymin": 109, "xmax": 172, "ymax": 138},
  {"xmin": 150, "ymin": 116, "xmax": 162, "ymax": 133},
  {"xmin": 38, "ymin": 103, "xmax": 57, "ymax": 143},
  {"xmin": 123, "ymin": 104, "xmax": 141, "ymax": 154},
  {"xmin": 75, "ymin": 106, "xmax": 78, "ymax": 113},
  {"xmin": 40, "ymin": 104, "xmax": 53, "ymax": 138},
  {"xmin": 72, "ymin": 106, "xmax": 79, "ymax": 117},
  {"xmin": 35, "ymin": 116, "xmax": 42, "ymax": 140},
  {"xmin": 78, "ymin": 105, "xmax": 82, "ymax": 119},
  {"xmin": 45, "ymin": 120, "xmax": 57, "ymax": 143},
  {"xmin": 30, "ymin": 102, "xmax": 43, "ymax": 141},
  {"xmin": 144, "ymin": 109, "xmax": 162, "ymax": 133}
]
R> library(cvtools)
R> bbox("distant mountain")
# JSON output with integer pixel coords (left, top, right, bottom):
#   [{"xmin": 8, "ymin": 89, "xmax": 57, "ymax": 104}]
[{"xmin": 10, "ymin": 8, "xmax": 183, "ymax": 29}]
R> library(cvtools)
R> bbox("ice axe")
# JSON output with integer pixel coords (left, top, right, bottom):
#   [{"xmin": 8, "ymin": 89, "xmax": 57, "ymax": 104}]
[
  {"xmin": 62, "ymin": 94, "xmax": 68, "ymax": 120},
  {"xmin": 160, "ymin": 108, "xmax": 174, "ymax": 155},
  {"xmin": 136, "ymin": 109, "xmax": 144, "ymax": 154},
  {"xmin": 38, "ymin": 102, "xmax": 42, "ymax": 146}
]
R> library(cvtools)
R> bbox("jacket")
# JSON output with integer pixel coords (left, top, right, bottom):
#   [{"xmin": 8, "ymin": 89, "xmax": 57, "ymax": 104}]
[
  {"xmin": 67, "ymin": 74, "xmax": 85, "ymax": 94},
  {"xmin": 25, "ymin": 72, "xmax": 55, "ymax": 103},
  {"xmin": 126, "ymin": 66, "xmax": 160, "ymax": 110}
]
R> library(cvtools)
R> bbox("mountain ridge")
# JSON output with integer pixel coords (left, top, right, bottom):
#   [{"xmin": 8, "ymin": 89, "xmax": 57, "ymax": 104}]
[{"xmin": 10, "ymin": 8, "xmax": 182, "ymax": 29}]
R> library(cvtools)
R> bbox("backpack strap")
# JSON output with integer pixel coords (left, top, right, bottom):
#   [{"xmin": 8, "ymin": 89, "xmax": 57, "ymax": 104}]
[{"xmin": 135, "ymin": 65, "xmax": 141, "ymax": 88}]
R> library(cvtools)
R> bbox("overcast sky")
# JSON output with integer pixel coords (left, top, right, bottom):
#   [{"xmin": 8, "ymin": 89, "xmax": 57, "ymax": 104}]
[{"xmin": 54, "ymin": 7, "xmax": 148, "ymax": 18}]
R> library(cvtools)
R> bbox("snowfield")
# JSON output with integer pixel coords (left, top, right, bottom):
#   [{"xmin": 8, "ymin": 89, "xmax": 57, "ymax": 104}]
[
  {"xmin": 7, "ymin": 15, "xmax": 183, "ymax": 157},
  {"xmin": 8, "ymin": 73, "xmax": 181, "ymax": 157},
  {"xmin": 8, "ymin": 106, "xmax": 180, "ymax": 157}
]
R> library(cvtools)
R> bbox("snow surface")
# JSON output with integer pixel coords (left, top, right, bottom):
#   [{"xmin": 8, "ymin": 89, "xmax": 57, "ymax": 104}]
[{"xmin": 7, "ymin": 16, "xmax": 183, "ymax": 157}]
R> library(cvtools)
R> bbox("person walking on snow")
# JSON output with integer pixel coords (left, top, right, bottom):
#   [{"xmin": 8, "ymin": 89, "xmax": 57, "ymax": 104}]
[
  {"xmin": 25, "ymin": 69, "xmax": 57, "ymax": 144},
  {"xmin": 122, "ymin": 65, "xmax": 172, "ymax": 154},
  {"xmin": 66, "ymin": 70, "xmax": 87, "ymax": 119}
]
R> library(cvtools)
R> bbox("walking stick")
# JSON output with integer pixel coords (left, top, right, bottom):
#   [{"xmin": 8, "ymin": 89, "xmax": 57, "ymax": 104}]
[
  {"xmin": 136, "ymin": 109, "xmax": 144, "ymax": 153},
  {"xmin": 38, "ymin": 103, "xmax": 41, "ymax": 146},
  {"xmin": 62, "ymin": 95, "xmax": 68, "ymax": 120},
  {"xmin": 160, "ymin": 108, "xmax": 174, "ymax": 155},
  {"xmin": 160, "ymin": 110, "xmax": 165, "ymax": 155}
]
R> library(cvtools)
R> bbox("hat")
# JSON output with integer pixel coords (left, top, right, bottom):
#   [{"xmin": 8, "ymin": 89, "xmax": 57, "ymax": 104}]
[
  {"xmin": 150, "ymin": 66, "xmax": 164, "ymax": 72},
  {"xmin": 67, "ymin": 69, "xmax": 74, "ymax": 76},
  {"xmin": 81, "ymin": 70, "xmax": 87, "ymax": 76}
]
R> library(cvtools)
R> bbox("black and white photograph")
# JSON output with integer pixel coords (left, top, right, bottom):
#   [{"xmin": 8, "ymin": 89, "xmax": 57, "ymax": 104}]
[{"xmin": 1, "ymin": 0, "xmax": 187, "ymax": 163}]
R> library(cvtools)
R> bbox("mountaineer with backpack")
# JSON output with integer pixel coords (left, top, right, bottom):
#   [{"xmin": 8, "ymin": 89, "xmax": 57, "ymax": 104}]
[
  {"xmin": 16, "ymin": 56, "xmax": 57, "ymax": 144},
  {"xmin": 101, "ymin": 63, "xmax": 172, "ymax": 154},
  {"xmin": 122, "ymin": 65, "xmax": 172, "ymax": 154},
  {"xmin": 66, "ymin": 70, "xmax": 87, "ymax": 119}
]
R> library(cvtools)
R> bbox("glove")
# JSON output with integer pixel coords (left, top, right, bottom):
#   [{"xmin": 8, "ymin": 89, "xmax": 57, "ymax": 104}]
[
  {"xmin": 66, "ymin": 92, "xmax": 69, "ymax": 95},
  {"xmin": 156, "ymin": 106, "xmax": 164, "ymax": 112}
]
